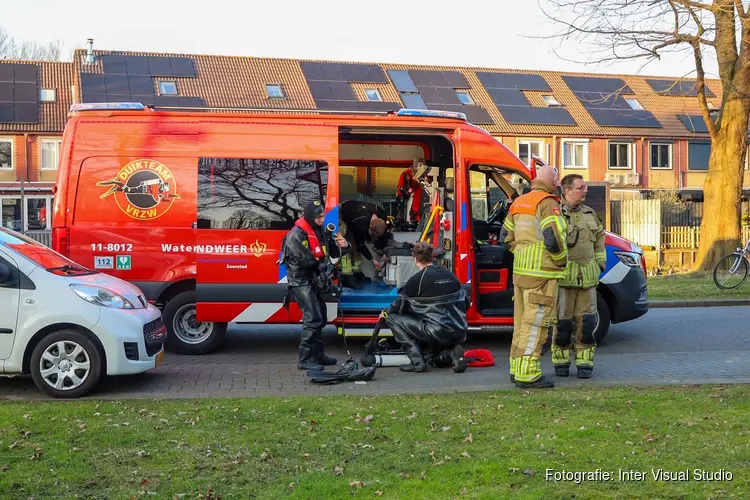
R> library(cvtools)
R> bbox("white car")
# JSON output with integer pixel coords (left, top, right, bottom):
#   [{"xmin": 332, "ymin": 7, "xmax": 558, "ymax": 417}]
[{"xmin": 0, "ymin": 227, "xmax": 166, "ymax": 398}]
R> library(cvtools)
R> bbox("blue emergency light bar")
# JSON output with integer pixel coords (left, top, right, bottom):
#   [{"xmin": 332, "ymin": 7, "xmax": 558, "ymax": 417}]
[
  {"xmin": 70, "ymin": 102, "xmax": 146, "ymax": 112},
  {"xmin": 395, "ymin": 108, "xmax": 467, "ymax": 120}
]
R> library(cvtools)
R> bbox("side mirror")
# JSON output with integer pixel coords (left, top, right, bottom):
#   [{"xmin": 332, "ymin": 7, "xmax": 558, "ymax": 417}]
[{"xmin": 0, "ymin": 263, "xmax": 10, "ymax": 283}]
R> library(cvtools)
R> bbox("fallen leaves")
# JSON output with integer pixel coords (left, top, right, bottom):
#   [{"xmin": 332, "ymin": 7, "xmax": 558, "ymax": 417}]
[
  {"xmin": 349, "ymin": 481, "xmax": 365, "ymax": 488},
  {"xmin": 460, "ymin": 451, "xmax": 471, "ymax": 458},
  {"xmin": 374, "ymin": 490, "xmax": 383, "ymax": 496},
  {"xmin": 136, "ymin": 450, "xmax": 151, "ymax": 458},
  {"xmin": 334, "ymin": 466, "xmax": 344, "ymax": 476},
  {"xmin": 464, "ymin": 433, "xmax": 473, "ymax": 443}
]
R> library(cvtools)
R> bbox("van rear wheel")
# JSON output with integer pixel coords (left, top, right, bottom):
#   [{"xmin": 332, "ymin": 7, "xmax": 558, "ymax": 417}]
[{"xmin": 163, "ymin": 290, "xmax": 227, "ymax": 355}]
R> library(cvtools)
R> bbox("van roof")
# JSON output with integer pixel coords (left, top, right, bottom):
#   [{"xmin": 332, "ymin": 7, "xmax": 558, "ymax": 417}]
[{"xmin": 67, "ymin": 103, "xmax": 479, "ymax": 128}]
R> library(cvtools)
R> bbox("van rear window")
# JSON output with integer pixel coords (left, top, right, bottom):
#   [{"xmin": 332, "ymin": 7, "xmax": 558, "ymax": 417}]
[{"xmin": 197, "ymin": 158, "xmax": 328, "ymax": 230}]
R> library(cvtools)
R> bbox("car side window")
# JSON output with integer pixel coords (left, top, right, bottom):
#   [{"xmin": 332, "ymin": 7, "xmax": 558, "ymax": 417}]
[{"xmin": 0, "ymin": 254, "xmax": 20, "ymax": 289}]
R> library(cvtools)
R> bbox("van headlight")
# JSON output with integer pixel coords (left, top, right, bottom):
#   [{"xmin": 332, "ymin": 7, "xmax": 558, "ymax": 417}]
[{"xmin": 70, "ymin": 284, "xmax": 135, "ymax": 309}]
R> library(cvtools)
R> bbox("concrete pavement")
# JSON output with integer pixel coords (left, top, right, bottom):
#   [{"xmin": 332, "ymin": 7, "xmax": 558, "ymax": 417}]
[{"xmin": 2, "ymin": 306, "xmax": 749, "ymax": 400}]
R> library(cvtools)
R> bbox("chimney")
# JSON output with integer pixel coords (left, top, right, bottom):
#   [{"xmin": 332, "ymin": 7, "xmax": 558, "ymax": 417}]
[{"xmin": 86, "ymin": 38, "xmax": 95, "ymax": 64}]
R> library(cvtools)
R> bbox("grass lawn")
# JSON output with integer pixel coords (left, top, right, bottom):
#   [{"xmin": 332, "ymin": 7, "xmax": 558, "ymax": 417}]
[
  {"xmin": 648, "ymin": 273, "xmax": 749, "ymax": 301},
  {"xmin": 1, "ymin": 386, "xmax": 748, "ymax": 499}
]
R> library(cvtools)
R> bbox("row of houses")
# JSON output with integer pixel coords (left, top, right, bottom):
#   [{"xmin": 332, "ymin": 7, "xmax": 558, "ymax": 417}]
[{"xmin": 1, "ymin": 39, "xmax": 744, "ymax": 233}]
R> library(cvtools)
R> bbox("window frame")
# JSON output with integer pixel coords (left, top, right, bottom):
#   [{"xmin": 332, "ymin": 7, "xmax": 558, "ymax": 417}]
[
  {"xmin": 40, "ymin": 88, "xmax": 57, "ymax": 102},
  {"xmin": 0, "ymin": 137, "xmax": 13, "ymax": 170},
  {"xmin": 687, "ymin": 141, "xmax": 711, "ymax": 171},
  {"xmin": 456, "ymin": 91, "xmax": 474, "ymax": 105},
  {"xmin": 649, "ymin": 142, "xmax": 673, "ymax": 170},
  {"xmin": 542, "ymin": 95, "xmax": 562, "ymax": 107},
  {"xmin": 159, "ymin": 81, "xmax": 178, "ymax": 95},
  {"xmin": 24, "ymin": 195, "xmax": 53, "ymax": 231},
  {"xmin": 364, "ymin": 89, "xmax": 383, "ymax": 102},
  {"xmin": 265, "ymin": 84, "xmax": 286, "ymax": 99},
  {"xmin": 40, "ymin": 138, "xmax": 62, "ymax": 171},
  {"xmin": 518, "ymin": 140, "xmax": 544, "ymax": 166},
  {"xmin": 0, "ymin": 195, "xmax": 22, "ymax": 231},
  {"xmin": 608, "ymin": 141, "xmax": 633, "ymax": 170},
  {"xmin": 625, "ymin": 98, "xmax": 645, "ymax": 111},
  {"xmin": 560, "ymin": 139, "xmax": 589, "ymax": 170}
]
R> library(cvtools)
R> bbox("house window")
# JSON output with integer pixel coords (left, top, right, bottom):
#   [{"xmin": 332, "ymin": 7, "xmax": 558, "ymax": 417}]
[
  {"xmin": 542, "ymin": 95, "xmax": 562, "ymax": 106},
  {"xmin": 1, "ymin": 197, "xmax": 22, "ymax": 231},
  {"xmin": 650, "ymin": 143, "xmax": 672, "ymax": 169},
  {"xmin": 364, "ymin": 89, "xmax": 382, "ymax": 102},
  {"xmin": 40, "ymin": 89, "xmax": 56, "ymax": 102},
  {"xmin": 0, "ymin": 195, "xmax": 53, "ymax": 231},
  {"xmin": 625, "ymin": 98, "xmax": 645, "ymax": 111},
  {"xmin": 159, "ymin": 81, "xmax": 178, "ymax": 95},
  {"xmin": 456, "ymin": 91, "xmax": 474, "ymax": 105},
  {"xmin": 41, "ymin": 139, "xmax": 61, "ymax": 170},
  {"xmin": 518, "ymin": 140, "xmax": 543, "ymax": 165},
  {"xmin": 561, "ymin": 140, "xmax": 588, "ymax": 169},
  {"xmin": 266, "ymin": 84, "xmax": 285, "ymax": 98},
  {"xmin": 688, "ymin": 142, "xmax": 710, "ymax": 171},
  {"xmin": 0, "ymin": 138, "xmax": 12, "ymax": 170},
  {"xmin": 609, "ymin": 142, "xmax": 631, "ymax": 169}
]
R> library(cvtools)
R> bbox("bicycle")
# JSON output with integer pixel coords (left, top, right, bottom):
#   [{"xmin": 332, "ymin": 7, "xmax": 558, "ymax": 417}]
[{"xmin": 713, "ymin": 240, "xmax": 750, "ymax": 290}]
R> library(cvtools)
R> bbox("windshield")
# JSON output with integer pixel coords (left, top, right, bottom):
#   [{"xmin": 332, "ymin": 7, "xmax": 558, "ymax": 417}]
[{"xmin": 0, "ymin": 227, "xmax": 97, "ymax": 276}]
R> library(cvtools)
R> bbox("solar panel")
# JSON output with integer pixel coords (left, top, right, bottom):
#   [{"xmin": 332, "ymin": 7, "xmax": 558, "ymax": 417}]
[
  {"xmin": 81, "ymin": 93, "xmax": 107, "ymax": 103},
  {"xmin": 677, "ymin": 114, "xmax": 710, "ymax": 133},
  {"xmin": 105, "ymin": 74, "xmax": 130, "ymax": 94},
  {"xmin": 178, "ymin": 96, "xmax": 204, "ymax": 106},
  {"xmin": 13, "ymin": 82, "xmax": 36, "ymax": 101},
  {"xmin": 308, "ymin": 80, "xmax": 334, "ymax": 100},
  {"xmin": 127, "ymin": 75, "xmax": 154, "ymax": 95},
  {"xmin": 419, "ymin": 87, "xmax": 443, "ymax": 105},
  {"xmin": 300, "ymin": 62, "xmax": 326, "ymax": 81},
  {"xmin": 80, "ymin": 74, "xmax": 107, "ymax": 94},
  {"xmin": 147, "ymin": 57, "xmax": 172, "ymax": 77},
  {"xmin": 124, "ymin": 56, "xmax": 150, "ymax": 75},
  {"xmin": 573, "ymin": 91, "xmax": 631, "ymax": 110},
  {"xmin": 408, "ymin": 70, "xmax": 469, "ymax": 88},
  {"xmin": 562, "ymin": 75, "xmax": 633, "ymax": 94},
  {"xmin": 400, "ymin": 92, "xmax": 427, "ymax": 109},
  {"xmin": 328, "ymin": 81, "xmax": 355, "ymax": 100},
  {"xmin": 0, "ymin": 63, "xmax": 14, "ymax": 82},
  {"xmin": 321, "ymin": 63, "xmax": 346, "ymax": 82},
  {"xmin": 316, "ymin": 100, "xmax": 339, "ymax": 110},
  {"xmin": 101, "ymin": 54, "xmax": 127, "ymax": 74},
  {"xmin": 434, "ymin": 87, "xmax": 462, "ymax": 105},
  {"xmin": 132, "ymin": 94, "xmax": 156, "ymax": 106},
  {"xmin": 14, "ymin": 102, "xmax": 38, "ymax": 123},
  {"xmin": 0, "ymin": 103, "xmax": 12, "ymax": 122},
  {"xmin": 588, "ymin": 109, "xmax": 662, "ymax": 127},
  {"xmin": 430, "ymin": 104, "xmax": 494, "ymax": 125},
  {"xmin": 487, "ymin": 88, "xmax": 530, "ymax": 107},
  {"xmin": 388, "ymin": 70, "xmax": 418, "ymax": 92},
  {"xmin": 361, "ymin": 65, "xmax": 388, "ymax": 83},
  {"xmin": 497, "ymin": 105, "xmax": 577, "ymax": 126},
  {"xmin": 0, "ymin": 82, "xmax": 13, "ymax": 101},
  {"xmin": 342, "ymin": 64, "xmax": 365, "ymax": 83},
  {"xmin": 647, "ymin": 79, "xmax": 715, "ymax": 98},
  {"xmin": 477, "ymin": 72, "xmax": 551, "ymax": 91},
  {"xmin": 358, "ymin": 101, "xmax": 400, "ymax": 111},
  {"xmin": 170, "ymin": 57, "xmax": 197, "ymax": 78}
]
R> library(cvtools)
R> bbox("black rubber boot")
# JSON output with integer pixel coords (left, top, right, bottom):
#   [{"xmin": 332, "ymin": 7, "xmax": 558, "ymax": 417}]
[
  {"xmin": 577, "ymin": 367, "xmax": 593, "ymax": 379},
  {"xmin": 515, "ymin": 375, "xmax": 555, "ymax": 389},
  {"xmin": 354, "ymin": 272, "xmax": 371, "ymax": 285},
  {"xmin": 313, "ymin": 345, "xmax": 338, "ymax": 366},
  {"xmin": 449, "ymin": 344, "xmax": 467, "ymax": 373},
  {"xmin": 555, "ymin": 365, "xmax": 570, "ymax": 377},
  {"xmin": 298, "ymin": 358, "xmax": 324, "ymax": 371},
  {"xmin": 399, "ymin": 341, "xmax": 427, "ymax": 373}
]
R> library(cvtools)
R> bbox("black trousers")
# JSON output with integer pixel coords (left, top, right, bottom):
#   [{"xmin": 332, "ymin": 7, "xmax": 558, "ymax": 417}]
[
  {"xmin": 385, "ymin": 313, "xmax": 465, "ymax": 364},
  {"xmin": 291, "ymin": 285, "xmax": 327, "ymax": 362}
]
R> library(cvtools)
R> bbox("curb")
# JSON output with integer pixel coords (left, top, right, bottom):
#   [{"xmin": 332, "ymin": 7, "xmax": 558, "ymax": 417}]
[{"xmin": 650, "ymin": 299, "xmax": 750, "ymax": 308}]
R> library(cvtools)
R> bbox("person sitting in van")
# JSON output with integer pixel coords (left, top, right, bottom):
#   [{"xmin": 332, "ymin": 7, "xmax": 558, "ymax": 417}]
[
  {"xmin": 339, "ymin": 200, "xmax": 390, "ymax": 289},
  {"xmin": 379, "ymin": 242, "xmax": 469, "ymax": 373},
  {"xmin": 280, "ymin": 199, "xmax": 350, "ymax": 370}
]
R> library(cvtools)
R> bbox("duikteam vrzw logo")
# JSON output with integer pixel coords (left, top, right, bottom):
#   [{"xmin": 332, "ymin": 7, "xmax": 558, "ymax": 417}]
[{"xmin": 97, "ymin": 159, "xmax": 180, "ymax": 220}]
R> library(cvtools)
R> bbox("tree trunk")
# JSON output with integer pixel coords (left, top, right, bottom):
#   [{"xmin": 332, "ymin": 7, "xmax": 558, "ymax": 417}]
[{"xmin": 692, "ymin": 98, "xmax": 748, "ymax": 272}]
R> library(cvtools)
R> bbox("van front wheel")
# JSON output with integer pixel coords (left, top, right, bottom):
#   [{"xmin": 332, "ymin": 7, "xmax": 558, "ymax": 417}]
[{"xmin": 163, "ymin": 290, "xmax": 227, "ymax": 355}]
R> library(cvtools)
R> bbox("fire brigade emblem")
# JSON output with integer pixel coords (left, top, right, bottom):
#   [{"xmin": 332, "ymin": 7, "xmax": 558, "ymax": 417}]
[
  {"xmin": 97, "ymin": 159, "xmax": 180, "ymax": 220},
  {"xmin": 249, "ymin": 239, "xmax": 267, "ymax": 258}
]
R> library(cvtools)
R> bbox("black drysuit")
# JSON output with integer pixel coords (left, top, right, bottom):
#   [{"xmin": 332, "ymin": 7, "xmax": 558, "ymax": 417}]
[
  {"xmin": 281, "ymin": 211, "xmax": 349, "ymax": 369},
  {"xmin": 339, "ymin": 200, "xmax": 389, "ymax": 262},
  {"xmin": 384, "ymin": 264, "xmax": 470, "ymax": 368}
]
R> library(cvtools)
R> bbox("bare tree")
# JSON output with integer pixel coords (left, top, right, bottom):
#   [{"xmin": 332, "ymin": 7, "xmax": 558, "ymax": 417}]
[
  {"xmin": 539, "ymin": 0, "xmax": 750, "ymax": 271},
  {"xmin": 0, "ymin": 26, "xmax": 63, "ymax": 61}
]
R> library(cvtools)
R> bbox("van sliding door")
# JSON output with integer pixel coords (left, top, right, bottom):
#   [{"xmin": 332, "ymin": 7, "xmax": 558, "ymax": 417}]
[{"xmin": 195, "ymin": 122, "xmax": 340, "ymax": 325}]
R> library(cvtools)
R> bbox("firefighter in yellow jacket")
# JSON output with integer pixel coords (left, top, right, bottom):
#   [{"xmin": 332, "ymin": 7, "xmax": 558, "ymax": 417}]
[
  {"xmin": 552, "ymin": 174, "xmax": 606, "ymax": 379},
  {"xmin": 500, "ymin": 165, "xmax": 567, "ymax": 389}
]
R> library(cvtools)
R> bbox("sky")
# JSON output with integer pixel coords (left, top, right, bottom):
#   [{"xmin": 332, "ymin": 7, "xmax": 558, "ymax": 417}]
[{"xmin": 2, "ymin": 0, "xmax": 720, "ymax": 79}]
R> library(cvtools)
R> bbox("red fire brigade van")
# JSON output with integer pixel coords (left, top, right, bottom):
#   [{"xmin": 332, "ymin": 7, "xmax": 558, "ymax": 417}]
[{"xmin": 52, "ymin": 103, "xmax": 648, "ymax": 355}]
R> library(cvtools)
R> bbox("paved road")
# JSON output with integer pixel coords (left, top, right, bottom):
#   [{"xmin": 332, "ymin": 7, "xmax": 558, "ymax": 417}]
[{"xmin": 2, "ymin": 306, "xmax": 750, "ymax": 400}]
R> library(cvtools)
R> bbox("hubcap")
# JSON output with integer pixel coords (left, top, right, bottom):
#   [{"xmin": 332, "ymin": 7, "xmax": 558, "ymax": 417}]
[
  {"xmin": 172, "ymin": 304, "xmax": 214, "ymax": 345},
  {"xmin": 39, "ymin": 340, "xmax": 91, "ymax": 391}
]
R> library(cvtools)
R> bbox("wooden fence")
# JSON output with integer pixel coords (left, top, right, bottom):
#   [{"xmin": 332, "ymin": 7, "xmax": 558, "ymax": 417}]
[{"xmin": 662, "ymin": 226, "xmax": 750, "ymax": 249}]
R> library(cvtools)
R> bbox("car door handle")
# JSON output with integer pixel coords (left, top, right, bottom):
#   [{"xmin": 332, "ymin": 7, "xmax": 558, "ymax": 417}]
[{"xmin": 0, "ymin": 328, "xmax": 12, "ymax": 334}]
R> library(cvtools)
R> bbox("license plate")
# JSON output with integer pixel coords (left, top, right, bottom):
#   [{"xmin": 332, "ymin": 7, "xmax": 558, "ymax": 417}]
[{"xmin": 156, "ymin": 351, "xmax": 165, "ymax": 366}]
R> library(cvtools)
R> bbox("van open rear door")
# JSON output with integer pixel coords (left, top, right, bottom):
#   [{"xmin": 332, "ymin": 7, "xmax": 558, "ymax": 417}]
[{"xmin": 194, "ymin": 122, "xmax": 340, "ymax": 326}]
